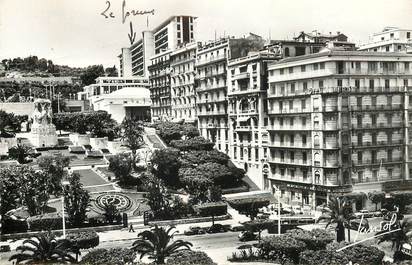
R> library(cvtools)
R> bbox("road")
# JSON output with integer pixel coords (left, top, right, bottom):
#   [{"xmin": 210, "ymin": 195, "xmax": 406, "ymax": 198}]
[{"xmin": 0, "ymin": 232, "xmax": 252, "ymax": 265}]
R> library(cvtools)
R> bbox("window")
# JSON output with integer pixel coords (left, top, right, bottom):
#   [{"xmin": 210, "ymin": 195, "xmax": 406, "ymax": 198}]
[
  {"xmin": 290, "ymin": 117, "xmax": 294, "ymax": 126},
  {"xmin": 290, "ymin": 135, "xmax": 295, "ymax": 145},
  {"xmin": 357, "ymin": 133, "xmax": 362, "ymax": 145},
  {"xmin": 368, "ymin": 62, "xmax": 377, "ymax": 72},
  {"xmin": 303, "ymin": 82, "xmax": 308, "ymax": 91},
  {"xmin": 280, "ymin": 134, "xmax": 284, "ymax": 144},
  {"xmin": 302, "ymin": 134, "xmax": 307, "ymax": 145},
  {"xmin": 280, "ymin": 151, "xmax": 284, "ymax": 161},
  {"xmin": 385, "ymin": 79, "xmax": 390, "ymax": 89},
  {"xmin": 386, "ymin": 46, "xmax": 390, "ymax": 52},
  {"xmin": 280, "ymin": 117, "xmax": 284, "ymax": 126},
  {"xmin": 369, "ymin": 79, "xmax": 375, "ymax": 89},
  {"xmin": 314, "ymin": 63, "xmax": 319, "ymax": 70},
  {"xmin": 405, "ymin": 62, "xmax": 410, "ymax": 71},
  {"xmin": 280, "ymin": 69, "xmax": 284, "ymax": 75},
  {"xmin": 301, "ymin": 99, "xmax": 306, "ymax": 110},
  {"xmin": 291, "ymin": 83, "xmax": 295, "ymax": 93},
  {"xmin": 408, "ymin": 32, "xmax": 411, "ymax": 39},
  {"xmin": 390, "ymin": 33, "xmax": 394, "ymax": 39},
  {"xmin": 290, "ymin": 151, "xmax": 295, "ymax": 162},
  {"xmin": 289, "ymin": 67, "xmax": 294, "ymax": 74},
  {"xmin": 387, "ymin": 149, "xmax": 392, "ymax": 162},
  {"xmin": 355, "ymin": 79, "xmax": 360, "ymax": 88},
  {"xmin": 337, "ymin": 79, "xmax": 343, "ymax": 87},
  {"xmin": 357, "ymin": 97, "xmax": 362, "ymax": 106},
  {"xmin": 284, "ymin": 47, "xmax": 290, "ymax": 57},
  {"xmin": 358, "ymin": 151, "xmax": 363, "ymax": 163},
  {"xmin": 388, "ymin": 168, "xmax": 393, "ymax": 179},
  {"xmin": 357, "ymin": 115, "xmax": 362, "ymax": 127},
  {"xmin": 355, "ymin": 61, "xmax": 361, "ymax": 70},
  {"xmin": 301, "ymin": 65, "xmax": 306, "ymax": 72},
  {"xmin": 303, "ymin": 152, "xmax": 307, "ymax": 163},
  {"xmin": 289, "ymin": 100, "xmax": 293, "ymax": 110},
  {"xmin": 319, "ymin": 80, "xmax": 324, "ymax": 88},
  {"xmin": 404, "ymin": 79, "xmax": 409, "ymax": 87},
  {"xmin": 320, "ymin": 62, "xmax": 325, "ymax": 69},
  {"xmin": 372, "ymin": 96, "xmax": 377, "ymax": 106},
  {"xmin": 387, "ymin": 95, "xmax": 392, "ymax": 106}
]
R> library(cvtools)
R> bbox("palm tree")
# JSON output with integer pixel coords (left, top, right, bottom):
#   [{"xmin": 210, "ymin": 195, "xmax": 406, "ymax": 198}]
[
  {"xmin": 131, "ymin": 225, "xmax": 193, "ymax": 264},
  {"xmin": 317, "ymin": 196, "xmax": 354, "ymax": 242},
  {"xmin": 377, "ymin": 217, "xmax": 412, "ymax": 262},
  {"xmin": 9, "ymin": 232, "xmax": 80, "ymax": 264}
]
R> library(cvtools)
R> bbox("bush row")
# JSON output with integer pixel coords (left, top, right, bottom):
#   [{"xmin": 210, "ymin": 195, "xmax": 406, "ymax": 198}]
[{"xmin": 66, "ymin": 231, "xmax": 99, "ymax": 249}]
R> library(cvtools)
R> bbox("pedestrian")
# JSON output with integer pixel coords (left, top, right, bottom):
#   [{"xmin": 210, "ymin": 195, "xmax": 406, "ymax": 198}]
[{"xmin": 129, "ymin": 224, "xmax": 135, "ymax": 233}]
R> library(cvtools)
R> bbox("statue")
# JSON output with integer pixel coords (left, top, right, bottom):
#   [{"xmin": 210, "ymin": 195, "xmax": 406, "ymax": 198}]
[{"xmin": 30, "ymin": 99, "xmax": 58, "ymax": 148}]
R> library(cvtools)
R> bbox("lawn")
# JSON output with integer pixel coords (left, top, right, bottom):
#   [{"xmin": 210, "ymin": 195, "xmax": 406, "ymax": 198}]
[{"xmin": 74, "ymin": 169, "xmax": 108, "ymax": 186}]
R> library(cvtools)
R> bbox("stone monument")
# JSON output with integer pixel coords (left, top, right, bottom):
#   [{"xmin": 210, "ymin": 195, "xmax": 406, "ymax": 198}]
[{"xmin": 30, "ymin": 99, "xmax": 58, "ymax": 148}]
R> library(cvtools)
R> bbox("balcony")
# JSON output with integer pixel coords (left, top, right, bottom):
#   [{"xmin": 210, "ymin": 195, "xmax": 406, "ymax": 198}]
[
  {"xmin": 269, "ymin": 159, "xmax": 312, "ymax": 167},
  {"xmin": 324, "ymin": 122, "xmax": 338, "ymax": 131},
  {"xmin": 232, "ymin": 72, "xmax": 250, "ymax": 80},
  {"xmin": 351, "ymin": 122, "xmax": 404, "ymax": 130},
  {"xmin": 269, "ymin": 108, "xmax": 310, "ymax": 115},
  {"xmin": 196, "ymin": 55, "xmax": 226, "ymax": 67},
  {"xmin": 267, "ymin": 125, "xmax": 311, "ymax": 131},
  {"xmin": 236, "ymin": 125, "xmax": 258, "ymax": 131},
  {"xmin": 269, "ymin": 142, "xmax": 310, "ymax": 149},
  {"xmin": 350, "ymin": 104, "xmax": 403, "ymax": 111}
]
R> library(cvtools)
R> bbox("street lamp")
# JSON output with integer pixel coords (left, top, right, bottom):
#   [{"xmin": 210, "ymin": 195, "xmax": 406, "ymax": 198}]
[{"xmin": 61, "ymin": 180, "xmax": 70, "ymax": 239}]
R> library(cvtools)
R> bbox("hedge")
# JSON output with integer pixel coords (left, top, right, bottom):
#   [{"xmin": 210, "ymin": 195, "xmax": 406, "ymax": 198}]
[
  {"xmin": 27, "ymin": 212, "xmax": 63, "ymax": 231},
  {"xmin": 170, "ymin": 136, "xmax": 214, "ymax": 151},
  {"xmin": 81, "ymin": 248, "xmax": 138, "ymax": 265},
  {"xmin": 300, "ymin": 241, "xmax": 385, "ymax": 265},
  {"xmin": 66, "ymin": 231, "xmax": 99, "ymax": 249},
  {"xmin": 285, "ymin": 229, "xmax": 334, "ymax": 250},
  {"xmin": 166, "ymin": 250, "xmax": 217, "ymax": 265},
  {"xmin": 194, "ymin": 202, "xmax": 227, "ymax": 217}
]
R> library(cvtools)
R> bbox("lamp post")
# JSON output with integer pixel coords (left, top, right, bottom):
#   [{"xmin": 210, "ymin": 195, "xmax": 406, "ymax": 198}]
[{"xmin": 61, "ymin": 181, "xmax": 70, "ymax": 239}]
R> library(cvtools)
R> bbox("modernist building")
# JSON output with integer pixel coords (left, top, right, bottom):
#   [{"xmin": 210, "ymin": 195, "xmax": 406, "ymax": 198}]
[
  {"xmin": 227, "ymin": 51, "xmax": 278, "ymax": 189},
  {"xmin": 196, "ymin": 34, "xmax": 267, "ymax": 153},
  {"xmin": 359, "ymin": 27, "xmax": 412, "ymax": 53},
  {"xmin": 266, "ymin": 49, "xmax": 412, "ymax": 209},
  {"xmin": 148, "ymin": 50, "xmax": 172, "ymax": 120},
  {"xmin": 81, "ymin": 76, "xmax": 149, "ymax": 106},
  {"xmin": 119, "ymin": 16, "xmax": 197, "ymax": 78},
  {"xmin": 170, "ymin": 42, "xmax": 198, "ymax": 123},
  {"xmin": 92, "ymin": 86, "xmax": 151, "ymax": 123}
]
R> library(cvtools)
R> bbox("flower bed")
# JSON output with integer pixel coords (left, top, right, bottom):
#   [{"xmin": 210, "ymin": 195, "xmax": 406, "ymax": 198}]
[
  {"xmin": 166, "ymin": 250, "xmax": 217, "ymax": 265},
  {"xmin": 66, "ymin": 230, "xmax": 99, "ymax": 249},
  {"xmin": 81, "ymin": 247, "xmax": 137, "ymax": 265}
]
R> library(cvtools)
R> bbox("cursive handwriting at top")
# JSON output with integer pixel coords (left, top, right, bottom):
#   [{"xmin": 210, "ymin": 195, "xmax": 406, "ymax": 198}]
[{"xmin": 101, "ymin": 0, "xmax": 155, "ymax": 24}]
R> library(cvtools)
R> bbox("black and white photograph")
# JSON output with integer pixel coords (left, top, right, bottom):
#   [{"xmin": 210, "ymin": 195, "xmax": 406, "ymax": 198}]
[{"xmin": 1, "ymin": 0, "xmax": 412, "ymax": 264}]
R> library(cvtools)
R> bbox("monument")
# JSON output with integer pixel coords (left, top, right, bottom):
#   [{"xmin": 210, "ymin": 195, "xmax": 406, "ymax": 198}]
[{"xmin": 30, "ymin": 99, "xmax": 58, "ymax": 148}]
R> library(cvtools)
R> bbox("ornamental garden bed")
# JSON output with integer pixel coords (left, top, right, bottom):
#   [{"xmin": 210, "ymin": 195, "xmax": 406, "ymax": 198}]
[{"xmin": 148, "ymin": 213, "xmax": 231, "ymax": 227}]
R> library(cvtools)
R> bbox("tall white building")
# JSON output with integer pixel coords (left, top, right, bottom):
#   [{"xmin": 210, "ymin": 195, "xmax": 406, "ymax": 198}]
[{"xmin": 359, "ymin": 27, "xmax": 412, "ymax": 53}]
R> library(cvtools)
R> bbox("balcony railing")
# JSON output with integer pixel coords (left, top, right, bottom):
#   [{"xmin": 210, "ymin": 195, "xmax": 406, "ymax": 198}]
[
  {"xmin": 196, "ymin": 55, "xmax": 226, "ymax": 66},
  {"xmin": 232, "ymin": 72, "xmax": 250, "ymax": 80}
]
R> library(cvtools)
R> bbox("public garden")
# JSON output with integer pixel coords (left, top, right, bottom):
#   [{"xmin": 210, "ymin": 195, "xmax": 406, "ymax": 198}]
[{"xmin": 2, "ymin": 107, "xmax": 412, "ymax": 264}]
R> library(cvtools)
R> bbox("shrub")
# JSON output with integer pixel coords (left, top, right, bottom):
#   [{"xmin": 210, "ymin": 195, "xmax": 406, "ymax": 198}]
[
  {"xmin": 170, "ymin": 136, "xmax": 214, "ymax": 151},
  {"xmin": 66, "ymin": 231, "xmax": 99, "ymax": 249},
  {"xmin": 166, "ymin": 250, "xmax": 217, "ymax": 265},
  {"xmin": 257, "ymin": 235, "xmax": 306, "ymax": 264},
  {"xmin": 2, "ymin": 217, "xmax": 28, "ymax": 233},
  {"xmin": 27, "ymin": 212, "xmax": 63, "ymax": 231},
  {"xmin": 300, "ymin": 241, "xmax": 385, "ymax": 265},
  {"xmin": 81, "ymin": 248, "xmax": 137, "ymax": 265},
  {"xmin": 286, "ymin": 229, "xmax": 334, "ymax": 250},
  {"xmin": 194, "ymin": 202, "xmax": 228, "ymax": 217}
]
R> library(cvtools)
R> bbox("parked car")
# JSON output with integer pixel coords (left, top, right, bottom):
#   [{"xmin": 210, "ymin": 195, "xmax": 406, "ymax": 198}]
[
  {"xmin": 0, "ymin": 242, "xmax": 10, "ymax": 252},
  {"xmin": 207, "ymin": 224, "xmax": 229, "ymax": 234},
  {"xmin": 347, "ymin": 218, "xmax": 369, "ymax": 231},
  {"xmin": 256, "ymin": 213, "xmax": 270, "ymax": 220},
  {"xmin": 184, "ymin": 226, "xmax": 206, "ymax": 236},
  {"xmin": 238, "ymin": 231, "xmax": 258, "ymax": 242},
  {"xmin": 230, "ymin": 225, "xmax": 247, "ymax": 232}
]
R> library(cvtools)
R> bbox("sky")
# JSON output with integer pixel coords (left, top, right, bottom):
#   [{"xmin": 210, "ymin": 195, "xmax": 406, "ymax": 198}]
[{"xmin": 1, "ymin": 0, "xmax": 412, "ymax": 68}]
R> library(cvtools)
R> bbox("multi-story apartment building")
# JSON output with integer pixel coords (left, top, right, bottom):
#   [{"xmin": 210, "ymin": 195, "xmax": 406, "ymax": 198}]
[
  {"xmin": 118, "ymin": 47, "xmax": 133, "ymax": 77},
  {"xmin": 359, "ymin": 27, "xmax": 412, "ymax": 53},
  {"xmin": 196, "ymin": 34, "xmax": 267, "ymax": 152},
  {"xmin": 119, "ymin": 16, "xmax": 197, "ymax": 78},
  {"xmin": 148, "ymin": 50, "xmax": 172, "ymax": 120},
  {"xmin": 266, "ymin": 50, "xmax": 412, "ymax": 209},
  {"xmin": 227, "ymin": 51, "xmax": 278, "ymax": 189},
  {"xmin": 170, "ymin": 42, "xmax": 198, "ymax": 123}
]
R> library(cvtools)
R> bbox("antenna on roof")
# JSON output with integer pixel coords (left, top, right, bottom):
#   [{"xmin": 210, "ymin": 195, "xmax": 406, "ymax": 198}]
[{"xmin": 215, "ymin": 30, "xmax": 217, "ymax": 41}]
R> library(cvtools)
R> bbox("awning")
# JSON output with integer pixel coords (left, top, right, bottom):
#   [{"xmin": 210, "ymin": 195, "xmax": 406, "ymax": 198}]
[{"xmin": 237, "ymin": 116, "xmax": 250, "ymax": 122}]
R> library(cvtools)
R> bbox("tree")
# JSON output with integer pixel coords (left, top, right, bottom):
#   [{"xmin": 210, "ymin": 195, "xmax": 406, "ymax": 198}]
[
  {"xmin": 0, "ymin": 165, "xmax": 50, "ymax": 216},
  {"xmin": 8, "ymin": 144, "xmax": 32, "ymax": 164},
  {"xmin": 194, "ymin": 162, "xmax": 242, "ymax": 188},
  {"xmin": 131, "ymin": 225, "xmax": 193, "ymax": 264},
  {"xmin": 377, "ymin": 217, "xmax": 412, "ymax": 262},
  {"xmin": 144, "ymin": 177, "xmax": 173, "ymax": 220},
  {"xmin": 64, "ymin": 173, "xmax": 90, "ymax": 227},
  {"xmin": 121, "ymin": 118, "xmax": 145, "ymax": 170},
  {"xmin": 179, "ymin": 150, "xmax": 229, "ymax": 168},
  {"xmin": 170, "ymin": 136, "xmax": 214, "ymax": 151},
  {"xmin": 102, "ymin": 201, "xmax": 120, "ymax": 224},
  {"xmin": 80, "ymin": 65, "xmax": 105, "ymax": 86},
  {"xmin": 0, "ymin": 110, "xmax": 21, "ymax": 137},
  {"xmin": 228, "ymin": 197, "xmax": 271, "ymax": 221},
  {"xmin": 9, "ymin": 233, "xmax": 80, "ymax": 264},
  {"xmin": 105, "ymin": 65, "xmax": 118, "ymax": 77},
  {"xmin": 165, "ymin": 250, "xmax": 216, "ymax": 265},
  {"xmin": 150, "ymin": 148, "xmax": 181, "ymax": 187},
  {"xmin": 368, "ymin": 191, "xmax": 385, "ymax": 211},
  {"xmin": 38, "ymin": 155, "xmax": 70, "ymax": 196},
  {"xmin": 88, "ymin": 111, "xmax": 118, "ymax": 140},
  {"xmin": 317, "ymin": 196, "xmax": 354, "ymax": 242},
  {"xmin": 108, "ymin": 154, "xmax": 133, "ymax": 185}
]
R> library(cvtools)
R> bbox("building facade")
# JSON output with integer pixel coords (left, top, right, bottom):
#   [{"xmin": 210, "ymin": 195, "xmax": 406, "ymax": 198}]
[
  {"xmin": 227, "ymin": 51, "xmax": 278, "ymax": 189},
  {"xmin": 266, "ymin": 50, "xmax": 412, "ymax": 209},
  {"xmin": 196, "ymin": 35, "xmax": 267, "ymax": 152},
  {"xmin": 359, "ymin": 27, "xmax": 412, "ymax": 53},
  {"xmin": 148, "ymin": 50, "xmax": 172, "ymax": 120},
  {"xmin": 170, "ymin": 42, "xmax": 198, "ymax": 123}
]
